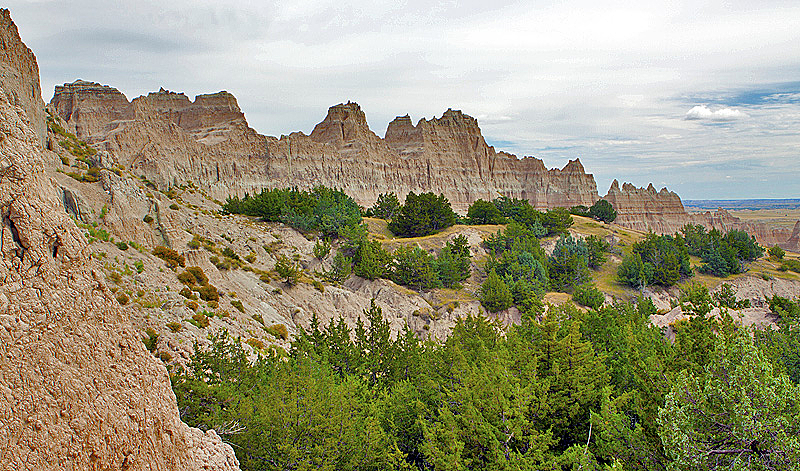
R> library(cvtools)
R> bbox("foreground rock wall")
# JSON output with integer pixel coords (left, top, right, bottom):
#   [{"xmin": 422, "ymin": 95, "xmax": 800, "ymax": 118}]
[{"xmin": 0, "ymin": 10, "xmax": 239, "ymax": 470}]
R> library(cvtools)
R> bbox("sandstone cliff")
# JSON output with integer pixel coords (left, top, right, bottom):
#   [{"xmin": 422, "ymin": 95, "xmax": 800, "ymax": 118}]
[
  {"xmin": 0, "ymin": 10, "xmax": 239, "ymax": 470},
  {"xmin": 603, "ymin": 179, "xmax": 799, "ymax": 251},
  {"xmin": 46, "ymin": 79, "xmax": 796, "ymax": 249},
  {"xmin": 49, "ymin": 91, "xmax": 599, "ymax": 212}
]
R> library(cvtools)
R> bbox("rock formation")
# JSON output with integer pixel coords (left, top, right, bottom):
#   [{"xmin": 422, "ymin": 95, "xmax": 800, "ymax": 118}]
[
  {"xmin": 46, "ymin": 74, "xmax": 797, "ymax": 250},
  {"xmin": 0, "ymin": 9, "xmax": 239, "ymax": 470},
  {"xmin": 49, "ymin": 91, "xmax": 599, "ymax": 212}
]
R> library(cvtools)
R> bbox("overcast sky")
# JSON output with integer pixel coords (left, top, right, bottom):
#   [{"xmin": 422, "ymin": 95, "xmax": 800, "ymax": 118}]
[{"xmin": 7, "ymin": 0, "xmax": 800, "ymax": 199}]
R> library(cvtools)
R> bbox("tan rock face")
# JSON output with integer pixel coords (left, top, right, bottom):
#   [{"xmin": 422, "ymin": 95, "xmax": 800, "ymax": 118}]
[
  {"xmin": 49, "ymin": 79, "xmax": 134, "ymax": 140},
  {"xmin": 46, "ymin": 80, "xmax": 797, "ymax": 248},
  {"xmin": 0, "ymin": 10, "xmax": 238, "ymax": 470}
]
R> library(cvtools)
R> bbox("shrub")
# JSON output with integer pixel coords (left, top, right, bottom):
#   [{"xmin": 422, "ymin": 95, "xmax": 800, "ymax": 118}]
[
  {"xmin": 266, "ymin": 323, "xmax": 289, "ymax": 340},
  {"xmin": 134, "ymin": 260, "xmax": 144, "ymax": 273},
  {"xmin": 143, "ymin": 328, "xmax": 159, "ymax": 352},
  {"xmin": 769, "ymin": 245, "xmax": 786, "ymax": 260},
  {"xmin": 167, "ymin": 322, "xmax": 182, "ymax": 333},
  {"xmin": 198, "ymin": 284, "xmax": 220, "ymax": 302},
  {"xmin": 312, "ymin": 279, "xmax": 325, "ymax": 292},
  {"xmin": 569, "ymin": 205, "xmax": 590, "ymax": 217},
  {"xmin": 392, "ymin": 246, "xmax": 440, "ymax": 290},
  {"xmin": 435, "ymin": 235, "xmax": 471, "ymax": 288},
  {"xmin": 192, "ymin": 313, "xmax": 210, "ymax": 328},
  {"xmin": 313, "ymin": 239, "xmax": 331, "ymax": 259},
  {"xmin": 779, "ymin": 259, "xmax": 800, "ymax": 273},
  {"xmin": 143, "ymin": 215, "xmax": 154, "ymax": 224},
  {"xmin": 116, "ymin": 293, "xmax": 130, "ymax": 305},
  {"xmin": 108, "ymin": 272, "xmax": 122, "ymax": 285},
  {"xmin": 548, "ymin": 234, "xmax": 590, "ymax": 292},
  {"xmin": 572, "ymin": 283, "xmax": 605, "ymax": 310},
  {"xmin": 246, "ymin": 338, "xmax": 265, "ymax": 350},
  {"xmin": 169, "ymin": 203, "xmax": 179, "ymax": 210},
  {"xmin": 585, "ymin": 235, "xmax": 609, "ymax": 269},
  {"xmin": 388, "ymin": 191, "xmax": 457, "ymax": 237},
  {"xmin": 231, "ymin": 300, "xmax": 245, "ymax": 313},
  {"xmin": 275, "ymin": 255, "xmax": 301, "ymax": 285},
  {"xmin": 186, "ymin": 266, "xmax": 209, "ymax": 286},
  {"xmin": 618, "ymin": 233, "xmax": 691, "ymax": 288},
  {"xmin": 369, "ymin": 192, "xmax": 401, "ymax": 220},
  {"xmin": 177, "ymin": 271, "xmax": 196, "ymax": 286},
  {"xmin": 179, "ymin": 287, "xmax": 196, "ymax": 299},
  {"xmin": 153, "ymin": 246, "xmax": 185, "ymax": 268},
  {"xmin": 326, "ymin": 251, "xmax": 352, "ymax": 282},
  {"xmin": 588, "ymin": 199, "xmax": 617, "ymax": 223},
  {"xmin": 244, "ymin": 252, "xmax": 256, "ymax": 263},
  {"xmin": 116, "ymin": 241, "xmax": 129, "ymax": 251},
  {"xmin": 466, "ymin": 199, "xmax": 506, "ymax": 225},
  {"xmin": 479, "ymin": 269, "xmax": 513, "ymax": 313},
  {"xmin": 186, "ymin": 300, "xmax": 199, "ymax": 311},
  {"xmin": 353, "ymin": 241, "xmax": 391, "ymax": 280}
]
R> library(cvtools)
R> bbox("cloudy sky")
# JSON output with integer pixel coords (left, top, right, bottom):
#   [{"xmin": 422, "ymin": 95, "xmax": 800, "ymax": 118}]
[{"xmin": 7, "ymin": 0, "xmax": 800, "ymax": 199}]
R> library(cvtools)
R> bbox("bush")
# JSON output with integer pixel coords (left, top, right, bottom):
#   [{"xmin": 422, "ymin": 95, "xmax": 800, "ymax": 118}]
[
  {"xmin": 198, "ymin": 284, "xmax": 219, "ymax": 302},
  {"xmin": 116, "ymin": 293, "xmax": 130, "ymax": 305},
  {"xmin": 275, "ymin": 255, "xmax": 300, "ymax": 285},
  {"xmin": 353, "ymin": 241, "xmax": 391, "ymax": 280},
  {"xmin": 435, "ymin": 235, "xmax": 471, "ymax": 288},
  {"xmin": 588, "ymin": 199, "xmax": 617, "ymax": 223},
  {"xmin": 466, "ymin": 199, "xmax": 506, "ymax": 225},
  {"xmin": 186, "ymin": 266, "xmax": 209, "ymax": 286},
  {"xmin": 116, "ymin": 241, "xmax": 129, "ymax": 251},
  {"xmin": 153, "ymin": 246, "xmax": 185, "ymax": 268},
  {"xmin": 369, "ymin": 192, "xmax": 401, "ymax": 220},
  {"xmin": 618, "ymin": 233, "xmax": 691, "ymax": 288},
  {"xmin": 231, "ymin": 300, "xmax": 245, "ymax": 313},
  {"xmin": 327, "ymin": 251, "xmax": 352, "ymax": 282},
  {"xmin": 169, "ymin": 203, "xmax": 179, "ymax": 210},
  {"xmin": 392, "ymin": 246, "xmax": 440, "ymax": 290},
  {"xmin": 143, "ymin": 328, "xmax": 159, "ymax": 352},
  {"xmin": 769, "ymin": 245, "xmax": 786, "ymax": 260},
  {"xmin": 548, "ymin": 234, "xmax": 590, "ymax": 292},
  {"xmin": 192, "ymin": 313, "xmax": 210, "ymax": 328},
  {"xmin": 572, "ymin": 283, "xmax": 605, "ymax": 310},
  {"xmin": 266, "ymin": 323, "xmax": 289, "ymax": 340},
  {"xmin": 313, "ymin": 239, "xmax": 331, "ymax": 259},
  {"xmin": 569, "ymin": 205, "xmax": 590, "ymax": 217},
  {"xmin": 143, "ymin": 214, "xmax": 154, "ymax": 224},
  {"xmin": 167, "ymin": 322, "xmax": 182, "ymax": 333},
  {"xmin": 388, "ymin": 192, "xmax": 457, "ymax": 237},
  {"xmin": 779, "ymin": 259, "xmax": 800, "ymax": 273},
  {"xmin": 585, "ymin": 235, "xmax": 609, "ymax": 269},
  {"xmin": 179, "ymin": 287, "xmax": 196, "ymax": 299},
  {"xmin": 479, "ymin": 269, "xmax": 513, "ymax": 313}
]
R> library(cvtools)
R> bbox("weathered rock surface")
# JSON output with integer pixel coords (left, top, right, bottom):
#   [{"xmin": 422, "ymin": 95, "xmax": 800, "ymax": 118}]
[
  {"xmin": 603, "ymin": 180, "xmax": 799, "ymax": 251},
  {"xmin": 49, "ymin": 91, "xmax": 600, "ymax": 212},
  {"xmin": 0, "ymin": 10, "xmax": 239, "ymax": 470}
]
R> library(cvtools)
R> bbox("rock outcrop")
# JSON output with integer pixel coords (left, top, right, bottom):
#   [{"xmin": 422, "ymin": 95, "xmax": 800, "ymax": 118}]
[
  {"xmin": 0, "ymin": 9, "xmax": 239, "ymax": 470},
  {"xmin": 46, "ymin": 81, "xmax": 796, "ymax": 249},
  {"xmin": 49, "ymin": 92, "xmax": 599, "ymax": 212}
]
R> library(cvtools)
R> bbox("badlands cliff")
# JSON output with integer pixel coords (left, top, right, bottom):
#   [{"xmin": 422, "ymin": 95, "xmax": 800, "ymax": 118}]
[
  {"xmin": 48, "ymin": 80, "xmax": 798, "ymax": 250},
  {"xmin": 0, "ymin": 10, "xmax": 239, "ymax": 470}
]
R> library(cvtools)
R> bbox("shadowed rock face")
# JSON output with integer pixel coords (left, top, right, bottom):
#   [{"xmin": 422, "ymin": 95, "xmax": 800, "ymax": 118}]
[{"xmin": 0, "ymin": 9, "xmax": 239, "ymax": 470}]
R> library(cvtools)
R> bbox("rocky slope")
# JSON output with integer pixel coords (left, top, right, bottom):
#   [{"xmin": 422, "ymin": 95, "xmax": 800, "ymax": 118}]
[{"xmin": 0, "ymin": 9, "xmax": 238, "ymax": 470}]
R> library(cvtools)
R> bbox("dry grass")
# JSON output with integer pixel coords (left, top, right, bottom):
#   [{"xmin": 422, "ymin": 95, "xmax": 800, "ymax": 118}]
[
  {"xmin": 719, "ymin": 209, "xmax": 800, "ymax": 229},
  {"xmin": 365, "ymin": 217, "xmax": 505, "ymax": 252}
]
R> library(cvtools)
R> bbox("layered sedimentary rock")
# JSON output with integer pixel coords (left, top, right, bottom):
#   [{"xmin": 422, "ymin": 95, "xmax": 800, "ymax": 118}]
[
  {"xmin": 47, "ymin": 80, "xmax": 798, "ymax": 248},
  {"xmin": 0, "ymin": 10, "xmax": 239, "ymax": 470},
  {"xmin": 49, "ymin": 93, "xmax": 599, "ymax": 211},
  {"xmin": 603, "ymin": 180, "xmax": 799, "ymax": 251}
]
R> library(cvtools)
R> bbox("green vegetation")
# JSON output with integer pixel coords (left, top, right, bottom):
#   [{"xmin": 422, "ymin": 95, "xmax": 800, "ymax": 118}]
[
  {"xmin": 313, "ymin": 238, "xmax": 331, "ymax": 259},
  {"xmin": 47, "ymin": 111, "xmax": 98, "ymax": 159},
  {"xmin": 153, "ymin": 246, "xmax": 185, "ymax": 268},
  {"xmin": 572, "ymin": 283, "xmax": 605, "ymax": 309},
  {"xmin": 366, "ymin": 192, "xmax": 401, "ymax": 220},
  {"xmin": 681, "ymin": 224, "xmax": 764, "ymax": 277},
  {"xmin": 769, "ymin": 245, "xmax": 786, "ymax": 260},
  {"xmin": 466, "ymin": 199, "xmax": 506, "ymax": 225},
  {"xmin": 174, "ymin": 290, "xmax": 800, "ymax": 471},
  {"xmin": 588, "ymin": 198, "xmax": 617, "ymax": 223},
  {"xmin": 222, "ymin": 186, "xmax": 362, "ymax": 238},
  {"xmin": 388, "ymin": 192, "xmax": 457, "ymax": 237},
  {"xmin": 618, "ymin": 233, "xmax": 691, "ymax": 288},
  {"xmin": 274, "ymin": 255, "xmax": 301, "ymax": 285}
]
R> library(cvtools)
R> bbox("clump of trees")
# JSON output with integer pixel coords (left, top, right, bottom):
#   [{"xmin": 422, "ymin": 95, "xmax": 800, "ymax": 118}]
[
  {"xmin": 388, "ymin": 192, "xmax": 458, "ymax": 237},
  {"xmin": 618, "ymin": 233, "xmax": 692, "ymax": 288},
  {"xmin": 173, "ymin": 285, "xmax": 800, "ymax": 471},
  {"xmin": 222, "ymin": 186, "xmax": 362, "ymax": 239},
  {"xmin": 681, "ymin": 224, "xmax": 764, "ymax": 277},
  {"xmin": 571, "ymin": 199, "xmax": 618, "ymax": 223}
]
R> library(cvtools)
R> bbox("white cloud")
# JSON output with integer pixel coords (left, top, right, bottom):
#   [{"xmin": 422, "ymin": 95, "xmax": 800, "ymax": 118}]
[{"xmin": 684, "ymin": 105, "xmax": 748, "ymax": 121}]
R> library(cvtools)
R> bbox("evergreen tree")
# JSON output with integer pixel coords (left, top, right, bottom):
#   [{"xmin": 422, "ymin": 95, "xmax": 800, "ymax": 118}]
[{"xmin": 479, "ymin": 269, "xmax": 513, "ymax": 313}]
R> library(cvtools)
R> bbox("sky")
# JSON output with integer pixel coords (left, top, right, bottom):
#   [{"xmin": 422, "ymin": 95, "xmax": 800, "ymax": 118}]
[{"xmin": 6, "ymin": 0, "xmax": 800, "ymax": 199}]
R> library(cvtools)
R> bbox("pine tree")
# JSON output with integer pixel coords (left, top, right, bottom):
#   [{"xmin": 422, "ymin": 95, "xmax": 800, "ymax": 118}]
[{"xmin": 479, "ymin": 269, "xmax": 513, "ymax": 313}]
